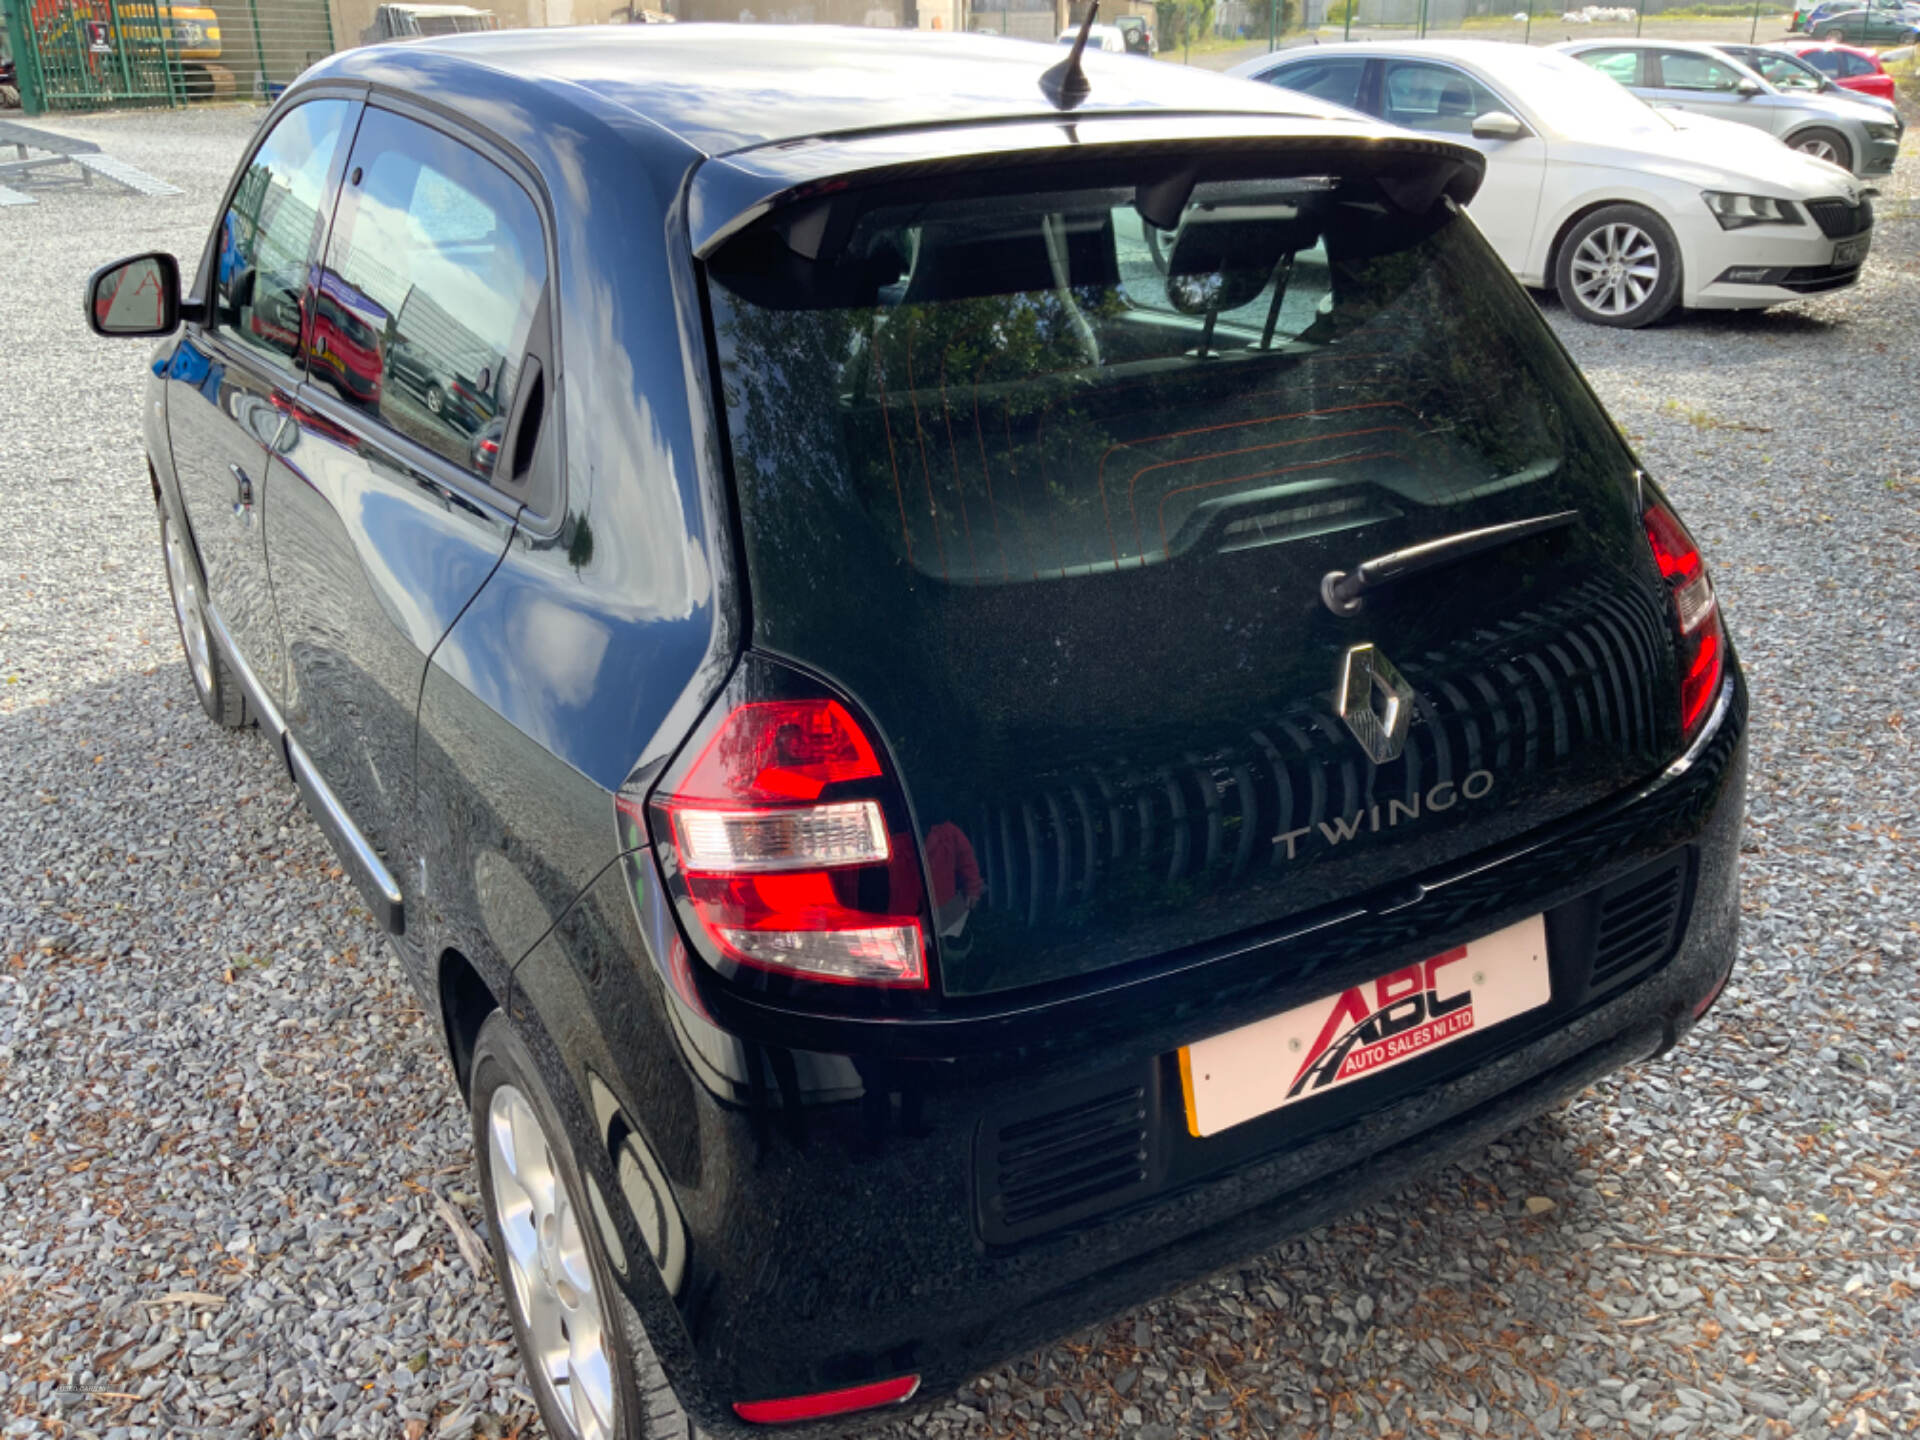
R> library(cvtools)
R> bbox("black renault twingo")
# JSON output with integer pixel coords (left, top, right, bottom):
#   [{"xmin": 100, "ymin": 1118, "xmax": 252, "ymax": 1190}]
[{"xmin": 87, "ymin": 25, "xmax": 1745, "ymax": 1439}]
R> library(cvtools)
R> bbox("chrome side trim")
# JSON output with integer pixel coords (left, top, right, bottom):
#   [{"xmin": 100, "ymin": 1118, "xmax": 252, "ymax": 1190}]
[
  {"xmin": 200, "ymin": 600, "xmax": 290, "ymax": 769},
  {"xmin": 288, "ymin": 735, "xmax": 407, "ymax": 937},
  {"xmin": 202, "ymin": 599, "xmax": 405, "ymax": 937}
]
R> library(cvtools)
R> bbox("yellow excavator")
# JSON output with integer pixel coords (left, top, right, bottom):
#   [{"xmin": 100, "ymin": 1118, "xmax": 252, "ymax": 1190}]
[{"xmin": 27, "ymin": 0, "xmax": 233, "ymax": 98}]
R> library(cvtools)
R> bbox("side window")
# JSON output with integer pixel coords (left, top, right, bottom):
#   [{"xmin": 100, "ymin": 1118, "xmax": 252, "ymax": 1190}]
[
  {"xmin": 1576, "ymin": 48, "xmax": 1644, "ymax": 86},
  {"xmin": 1657, "ymin": 51, "xmax": 1745, "ymax": 91},
  {"xmin": 1839, "ymin": 51, "xmax": 1876, "ymax": 76},
  {"xmin": 1800, "ymin": 48, "xmax": 1842, "ymax": 74},
  {"xmin": 213, "ymin": 99, "xmax": 349, "ymax": 370},
  {"xmin": 1754, "ymin": 54, "xmax": 1820, "ymax": 90},
  {"xmin": 1261, "ymin": 58, "xmax": 1367, "ymax": 111},
  {"xmin": 1380, "ymin": 61, "xmax": 1504, "ymax": 134},
  {"xmin": 314, "ymin": 107, "xmax": 549, "ymax": 486}
]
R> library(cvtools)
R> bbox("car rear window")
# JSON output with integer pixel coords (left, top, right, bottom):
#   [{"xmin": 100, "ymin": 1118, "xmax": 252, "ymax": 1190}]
[{"xmin": 705, "ymin": 166, "xmax": 1626, "ymax": 589}]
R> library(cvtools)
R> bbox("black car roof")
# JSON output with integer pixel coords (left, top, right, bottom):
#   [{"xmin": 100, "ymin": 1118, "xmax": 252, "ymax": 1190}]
[{"xmin": 325, "ymin": 24, "xmax": 1353, "ymax": 158}]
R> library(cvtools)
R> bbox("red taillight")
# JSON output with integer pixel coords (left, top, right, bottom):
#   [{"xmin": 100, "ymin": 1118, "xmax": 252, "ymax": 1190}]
[
  {"xmin": 733, "ymin": 1374, "xmax": 921, "ymax": 1424},
  {"xmin": 1642, "ymin": 496, "xmax": 1725, "ymax": 739},
  {"xmin": 643, "ymin": 691, "xmax": 929, "ymax": 989},
  {"xmin": 674, "ymin": 699, "xmax": 882, "ymax": 804}
]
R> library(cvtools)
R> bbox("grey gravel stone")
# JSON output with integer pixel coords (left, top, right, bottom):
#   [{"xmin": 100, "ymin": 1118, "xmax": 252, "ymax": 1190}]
[{"xmin": 2, "ymin": 98, "xmax": 1917, "ymax": 1440}]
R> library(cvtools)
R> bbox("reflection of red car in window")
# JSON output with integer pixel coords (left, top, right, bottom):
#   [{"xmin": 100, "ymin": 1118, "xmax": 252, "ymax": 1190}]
[
  {"xmin": 1781, "ymin": 41, "xmax": 1897, "ymax": 100},
  {"xmin": 239, "ymin": 269, "xmax": 304, "ymax": 356},
  {"xmin": 307, "ymin": 268, "xmax": 389, "ymax": 405}
]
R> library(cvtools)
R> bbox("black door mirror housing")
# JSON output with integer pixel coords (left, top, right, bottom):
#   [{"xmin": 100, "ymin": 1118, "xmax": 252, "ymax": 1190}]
[
  {"xmin": 1471, "ymin": 110, "xmax": 1528, "ymax": 140},
  {"xmin": 84, "ymin": 252, "xmax": 184, "ymax": 338}
]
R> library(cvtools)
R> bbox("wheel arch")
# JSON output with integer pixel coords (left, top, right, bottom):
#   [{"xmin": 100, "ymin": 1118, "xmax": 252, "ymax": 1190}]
[
  {"xmin": 439, "ymin": 946, "xmax": 503, "ymax": 1097},
  {"xmin": 1545, "ymin": 197, "xmax": 1684, "ymax": 302}
]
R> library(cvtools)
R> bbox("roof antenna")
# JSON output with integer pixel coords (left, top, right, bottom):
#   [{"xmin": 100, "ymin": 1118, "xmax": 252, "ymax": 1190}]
[{"xmin": 1041, "ymin": 0, "xmax": 1098, "ymax": 111}]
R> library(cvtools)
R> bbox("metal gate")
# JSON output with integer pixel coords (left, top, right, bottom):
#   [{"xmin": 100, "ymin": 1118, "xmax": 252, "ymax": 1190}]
[{"xmin": 2, "ymin": 0, "xmax": 336, "ymax": 113}]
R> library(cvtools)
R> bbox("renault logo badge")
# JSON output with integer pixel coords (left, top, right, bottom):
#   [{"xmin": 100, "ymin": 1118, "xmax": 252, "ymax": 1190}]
[{"xmin": 1335, "ymin": 644, "xmax": 1416, "ymax": 764}]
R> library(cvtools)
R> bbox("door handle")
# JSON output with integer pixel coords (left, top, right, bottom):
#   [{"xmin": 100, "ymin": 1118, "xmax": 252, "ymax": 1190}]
[{"xmin": 230, "ymin": 462, "xmax": 254, "ymax": 510}]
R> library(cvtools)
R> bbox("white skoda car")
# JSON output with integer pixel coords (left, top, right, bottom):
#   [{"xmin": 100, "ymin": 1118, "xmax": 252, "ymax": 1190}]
[{"xmin": 1230, "ymin": 39, "xmax": 1874, "ymax": 326}]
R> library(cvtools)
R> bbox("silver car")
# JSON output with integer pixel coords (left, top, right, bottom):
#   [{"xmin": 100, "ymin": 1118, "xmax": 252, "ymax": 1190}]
[{"xmin": 1556, "ymin": 38, "xmax": 1900, "ymax": 176}]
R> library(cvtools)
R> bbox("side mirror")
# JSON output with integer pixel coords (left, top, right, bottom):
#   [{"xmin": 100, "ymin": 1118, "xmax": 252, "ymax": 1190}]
[
  {"xmin": 84, "ymin": 252, "xmax": 182, "ymax": 338},
  {"xmin": 1471, "ymin": 110, "xmax": 1528, "ymax": 140},
  {"xmin": 1735, "ymin": 76, "xmax": 1764, "ymax": 96}
]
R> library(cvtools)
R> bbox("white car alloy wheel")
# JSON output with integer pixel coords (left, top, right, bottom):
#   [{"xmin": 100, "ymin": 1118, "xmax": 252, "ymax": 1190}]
[
  {"xmin": 488, "ymin": 1084, "xmax": 618, "ymax": 1440},
  {"xmin": 162, "ymin": 514, "xmax": 216, "ymax": 701},
  {"xmin": 1569, "ymin": 221, "xmax": 1661, "ymax": 319}
]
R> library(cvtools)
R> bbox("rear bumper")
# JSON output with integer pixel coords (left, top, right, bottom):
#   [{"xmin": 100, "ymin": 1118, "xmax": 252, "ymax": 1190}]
[{"xmin": 548, "ymin": 669, "xmax": 1747, "ymax": 1435}]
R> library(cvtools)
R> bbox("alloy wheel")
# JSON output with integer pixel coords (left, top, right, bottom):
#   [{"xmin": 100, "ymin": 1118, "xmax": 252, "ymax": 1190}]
[
  {"xmin": 163, "ymin": 518, "xmax": 215, "ymax": 700},
  {"xmin": 487, "ymin": 1085, "xmax": 617, "ymax": 1440},
  {"xmin": 1794, "ymin": 136, "xmax": 1841, "ymax": 163},
  {"xmin": 1569, "ymin": 222, "xmax": 1661, "ymax": 318}
]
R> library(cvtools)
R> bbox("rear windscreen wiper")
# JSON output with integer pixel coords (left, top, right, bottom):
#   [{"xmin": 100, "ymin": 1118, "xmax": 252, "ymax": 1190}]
[{"xmin": 1321, "ymin": 509, "xmax": 1578, "ymax": 616}]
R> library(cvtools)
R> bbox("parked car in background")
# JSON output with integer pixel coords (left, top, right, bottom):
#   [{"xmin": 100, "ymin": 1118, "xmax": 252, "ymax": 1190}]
[
  {"xmin": 1557, "ymin": 39, "xmax": 1900, "ymax": 174},
  {"xmin": 1115, "ymin": 12, "xmax": 1155, "ymax": 52},
  {"xmin": 1778, "ymin": 39, "xmax": 1898, "ymax": 99},
  {"xmin": 1804, "ymin": 4, "xmax": 1920, "ymax": 41},
  {"xmin": 1056, "ymin": 22, "xmax": 1129, "ymax": 50},
  {"xmin": 87, "ymin": 26, "xmax": 1746, "ymax": 1440},
  {"xmin": 1234, "ymin": 39, "xmax": 1876, "ymax": 326},
  {"xmin": 1789, "ymin": 0, "xmax": 1918, "ymax": 32},
  {"xmin": 1715, "ymin": 41, "xmax": 1900, "ymax": 122}
]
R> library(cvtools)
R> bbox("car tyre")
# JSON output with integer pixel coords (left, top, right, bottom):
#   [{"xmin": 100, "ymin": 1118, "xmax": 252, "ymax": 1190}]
[
  {"xmin": 1555, "ymin": 204, "xmax": 1681, "ymax": 329},
  {"xmin": 160, "ymin": 507, "xmax": 248, "ymax": 729},
  {"xmin": 1790, "ymin": 126, "xmax": 1853, "ymax": 170},
  {"xmin": 1812, "ymin": 24, "xmax": 1842, "ymax": 38},
  {"xmin": 469, "ymin": 1012, "xmax": 694, "ymax": 1440}
]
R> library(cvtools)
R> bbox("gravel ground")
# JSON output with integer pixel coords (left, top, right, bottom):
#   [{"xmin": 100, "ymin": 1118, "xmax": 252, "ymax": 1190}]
[{"xmin": 1, "ymin": 105, "xmax": 1917, "ymax": 1440}]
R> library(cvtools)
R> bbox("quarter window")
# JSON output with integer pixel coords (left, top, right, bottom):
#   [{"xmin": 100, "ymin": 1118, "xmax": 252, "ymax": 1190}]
[
  {"xmin": 213, "ymin": 99, "xmax": 349, "ymax": 370},
  {"xmin": 313, "ymin": 107, "xmax": 548, "ymax": 483},
  {"xmin": 1656, "ymin": 51, "xmax": 1746, "ymax": 91},
  {"xmin": 1800, "ymin": 48, "xmax": 1843, "ymax": 73},
  {"xmin": 1380, "ymin": 61, "xmax": 1503, "ymax": 134},
  {"xmin": 1838, "ymin": 51, "xmax": 1876, "ymax": 76},
  {"xmin": 1261, "ymin": 57, "xmax": 1367, "ymax": 110}
]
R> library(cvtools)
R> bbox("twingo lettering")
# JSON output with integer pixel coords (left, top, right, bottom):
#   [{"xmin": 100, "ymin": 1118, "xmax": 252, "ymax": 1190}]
[{"xmin": 1272, "ymin": 769, "xmax": 1496, "ymax": 860}]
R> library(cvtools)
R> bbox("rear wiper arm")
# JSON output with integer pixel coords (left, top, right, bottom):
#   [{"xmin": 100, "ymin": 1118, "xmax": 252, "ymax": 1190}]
[{"xmin": 1320, "ymin": 509, "xmax": 1578, "ymax": 617}]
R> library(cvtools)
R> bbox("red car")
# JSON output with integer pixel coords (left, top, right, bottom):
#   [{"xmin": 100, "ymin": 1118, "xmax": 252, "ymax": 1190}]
[{"xmin": 1783, "ymin": 41, "xmax": 1898, "ymax": 100}]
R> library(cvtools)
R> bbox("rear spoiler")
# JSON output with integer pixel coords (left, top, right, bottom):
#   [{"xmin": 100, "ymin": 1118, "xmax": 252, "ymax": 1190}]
[{"xmin": 687, "ymin": 113, "xmax": 1487, "ymax": 260}]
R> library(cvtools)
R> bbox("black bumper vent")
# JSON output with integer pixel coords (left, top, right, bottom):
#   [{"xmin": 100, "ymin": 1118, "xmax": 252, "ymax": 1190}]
[
  {"xmin": 1806, "ymin": 196, "xmax": 1873, "ymax": 239},
  {"xmin": 1591, "ymin": 860, "xmax": 1685, "ymax": 989},
  {"xmin": 975, "ymin": 1067, "xmax": 1162, "ymax": 1245}
]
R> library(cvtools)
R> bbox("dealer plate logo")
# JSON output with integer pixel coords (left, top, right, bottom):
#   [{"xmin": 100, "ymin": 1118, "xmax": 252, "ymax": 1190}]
[{"xmin": 1335, "ymin": 643, "xmax": 1416, "ymax": 764}]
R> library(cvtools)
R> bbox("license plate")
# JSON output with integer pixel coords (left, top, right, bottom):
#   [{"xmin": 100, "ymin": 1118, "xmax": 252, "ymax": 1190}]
[
  {"xmin": 1834, "ymin": 235, "xmax": 1871, "ymax": 268},
  {"xmin": 1178, "ymin": 915, "xmax": 1550, "ymax": 1138}
]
